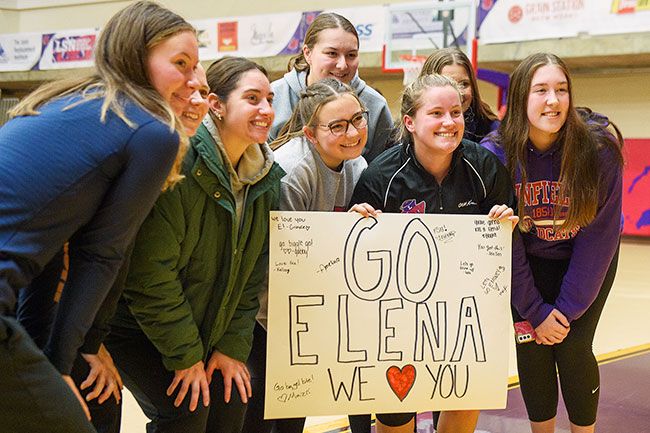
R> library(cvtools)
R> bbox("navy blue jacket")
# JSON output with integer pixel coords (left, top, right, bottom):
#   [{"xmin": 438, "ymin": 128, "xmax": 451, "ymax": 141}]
[{"xmin": 0, "ymin": 94, "xmax": 179, "ymax": 374}]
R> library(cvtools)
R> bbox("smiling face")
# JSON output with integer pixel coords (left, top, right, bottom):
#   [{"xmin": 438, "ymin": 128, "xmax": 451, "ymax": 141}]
[
  {"xmin": 179, "ymin": 64, "xmax": 209, "ymax": 136},
  {"xmin": 304, "ymin": 28, "xmax": 359, "ymax": 85},
  {"xmin": 526, "ymin": 64, "xmax": 570, "ymax": 151},
  {"xmin": 304, "ymin": 93, "xmax": 367, "ymax": 170},
  {"xmin": 211, "ymin": 68, "xmax": 274, "ymax": 149},
  {"xmin": 146, "ymin": 30, "xmax": 200, "ymax": 113},
  {"xmin": 405, "ymin": 85, "xmax": 464, "ymax": 169},
  {"xmin": 440, "ymin": 63, "xmax": 473, "ymax": 113}
]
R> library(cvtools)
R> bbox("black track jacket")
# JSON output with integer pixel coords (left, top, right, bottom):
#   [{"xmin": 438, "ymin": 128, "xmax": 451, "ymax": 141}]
[{"xmin": 350, "ymin": 139, "xmax": 516, "ymax": 215}]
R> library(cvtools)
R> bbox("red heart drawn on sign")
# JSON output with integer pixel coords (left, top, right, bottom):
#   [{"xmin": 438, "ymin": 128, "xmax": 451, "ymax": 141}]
[{"xmin": 386, "ymin": 364, "xmax": 416, "ymax": 401}]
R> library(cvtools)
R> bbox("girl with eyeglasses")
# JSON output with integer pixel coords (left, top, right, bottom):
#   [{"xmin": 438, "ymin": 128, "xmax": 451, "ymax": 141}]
[
  {"xmin": 350, "ymin": 74, "xmax": 518, "ymax": 433},
  {"xmin": 242, "ymin": 78, "xmax": 378, "ymax": 433}
]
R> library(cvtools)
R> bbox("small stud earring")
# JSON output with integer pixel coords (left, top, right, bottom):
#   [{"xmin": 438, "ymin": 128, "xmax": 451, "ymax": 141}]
[{"xmin": 216, "ymin": 112, "xmax": 223, "ymax": 121}]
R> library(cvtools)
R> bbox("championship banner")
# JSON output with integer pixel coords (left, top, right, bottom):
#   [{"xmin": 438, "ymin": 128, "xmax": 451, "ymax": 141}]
[
  {"xmin": 38, "ymin": 28, "xmax": 98, "ymax": 70},
  {"xmin": 0, "ymin": 32, "xmax": 41, "ymax": 72},
  {"xmin": 266, "ymin": 212, "xmax": 512, "ymax": 418}
]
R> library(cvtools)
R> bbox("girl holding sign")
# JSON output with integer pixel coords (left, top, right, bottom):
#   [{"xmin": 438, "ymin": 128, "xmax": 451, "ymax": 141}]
[
  {"xmin": 350, "ymin": 74, "xmax": 518, "ymax": 433},
  {"xmin": 0, "ymin": 2, "xmax": 197, "ymax": 431},
  {"xmin": 106, "ymin": 56, "xmax": 283, "ymax": 433},
  {"xmin": 419, "ymin": 48, "xmax": 500, "ymax": 143},
  {"xmin": 481, "ymin": 53, "xmax": 623, "ymax": 433},
  {"xmin": 242, "ymin": 78, "xmax": 376, "ymax": 433},
  {"xmin": 418, "ymin": 47, "xmax": 502, "ymax": 431},
  {"xmin": 270, "ymin": 12, "xmax": 393, "ymax": 163}
]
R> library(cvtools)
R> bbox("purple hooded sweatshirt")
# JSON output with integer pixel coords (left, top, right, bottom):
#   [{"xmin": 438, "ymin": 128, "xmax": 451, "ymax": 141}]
[{"xmin": 481, "ymin": 133, "xmax": 622, "ymax": 327}]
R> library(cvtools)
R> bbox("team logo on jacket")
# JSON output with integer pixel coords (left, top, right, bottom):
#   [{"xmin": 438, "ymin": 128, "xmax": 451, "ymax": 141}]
[
  {"xmin": 400, "ymin": 199, "xmax": 426, "ymax": 214},
  {"xmin": 458, "ymin": 200, "xmax": 477, "ymax": 208}
]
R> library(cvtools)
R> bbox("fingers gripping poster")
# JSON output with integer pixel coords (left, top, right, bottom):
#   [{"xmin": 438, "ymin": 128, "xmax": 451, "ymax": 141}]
[{"xmin": 266, "ymin": 212, "xmax": 512, "ymax": 418}]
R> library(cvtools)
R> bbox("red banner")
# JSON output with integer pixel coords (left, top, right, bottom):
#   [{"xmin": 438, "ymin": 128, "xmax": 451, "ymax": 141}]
[{"xmin": 622, "ymin": 138, "xmax": 650, "ymax": 237}]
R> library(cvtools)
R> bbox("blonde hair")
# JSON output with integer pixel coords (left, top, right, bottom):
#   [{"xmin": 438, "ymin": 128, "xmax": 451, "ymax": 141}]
[
  {"xmin": 394, "ymin": 74, "xmax": 462, "ymax": 145},
  {"xmin": 9, "ymin": 1, "xmax": 195, "ymax": 190}
]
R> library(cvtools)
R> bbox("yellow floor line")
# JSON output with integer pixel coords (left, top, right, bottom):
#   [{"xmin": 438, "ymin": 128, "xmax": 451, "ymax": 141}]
[
  {"xmin": 507, "ymin": 342, "xmax": 650, "ymax": 388},
  {"xmin": 305, "ymin": 343, "xmax": 650, "ymax": 433},
  {"xmin": 595, "ymin": 342, "xmax": 650, "ymax": 365}
]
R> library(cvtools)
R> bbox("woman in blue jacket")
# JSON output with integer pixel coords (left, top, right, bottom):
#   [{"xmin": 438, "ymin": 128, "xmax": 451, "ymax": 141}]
[{"xmin": 0, "ymin": 2, "xmax": 200, "ymax": 431}]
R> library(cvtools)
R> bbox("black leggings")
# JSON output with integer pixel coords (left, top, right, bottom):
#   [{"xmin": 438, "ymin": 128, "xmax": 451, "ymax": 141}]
[
  {"xmin": 242, "ymin": 322, "xmax": 372, "ymax": 433},
  {"xmin": 514, "ymin": 247, "xmax": 619, "ymax": 426}
]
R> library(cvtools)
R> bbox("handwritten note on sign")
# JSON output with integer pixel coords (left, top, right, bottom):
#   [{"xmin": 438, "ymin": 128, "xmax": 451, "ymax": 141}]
[{"xmin": 266, "ymin": 212, "xmax": 511, "ymax": 418}]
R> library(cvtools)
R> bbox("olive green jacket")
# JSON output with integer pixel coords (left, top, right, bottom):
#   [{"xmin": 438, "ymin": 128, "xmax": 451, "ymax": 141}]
[{"xmin": 113, "ymin": 123, "xmax": 283, "ymax": 370}]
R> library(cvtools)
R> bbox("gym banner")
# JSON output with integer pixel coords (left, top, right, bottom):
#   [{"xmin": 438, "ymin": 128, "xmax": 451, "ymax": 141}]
[
  {"xmin": 38, "ymin": 29, "xmax": 98, "ymax": 70},
  {"xmin": 1, "ymin": 2, "xmax": 649, "ymax": 71},
  {"xmin": 265, "ymin": 212, "xmax": 512, "ymax": 418},
  {"xmin": 0, "ymin": 33, "xmax": 41, "ymax": 72},
  {"xmin": 190, "ymin": 6, "xmax": 384, "ymax": 61},
  {"xmin": 479, "ymin": 0, "xmax": 650, "ymax": 44}
]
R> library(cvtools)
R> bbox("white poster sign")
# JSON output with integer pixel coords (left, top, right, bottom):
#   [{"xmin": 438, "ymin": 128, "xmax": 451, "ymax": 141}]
[
  {"xmin": 0, "ymin": 32, "xmax": 41, "ymax": 72},
  {"xmin": 266, "ymin": 212, "xmax": 512, "ymax": 418}
]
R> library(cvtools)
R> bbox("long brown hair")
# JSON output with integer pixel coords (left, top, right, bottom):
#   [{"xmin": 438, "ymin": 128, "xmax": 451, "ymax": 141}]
[
  {"xmin": 500, "ymin": 52, "xmax": 623, "ymax": 230},
  {"xmin": 9, "ymin": 1, "xmax": 195, "ymax": 190},
  {"xmin": 420, "ymin": 47, "xmax": 497, "ymax": 124},
  {"xmin": 287, "ymin": 13, "xmax": 358, "ymax": 73},
  {"xmin": 270, "ymin": 78, "xmax": 362, "ymax": 149}
]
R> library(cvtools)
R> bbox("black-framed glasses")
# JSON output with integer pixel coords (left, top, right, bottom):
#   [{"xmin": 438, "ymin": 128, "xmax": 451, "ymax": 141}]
[{"xmin": 316, "ymin": 110, "xmax": 368, "ymax": 136}]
